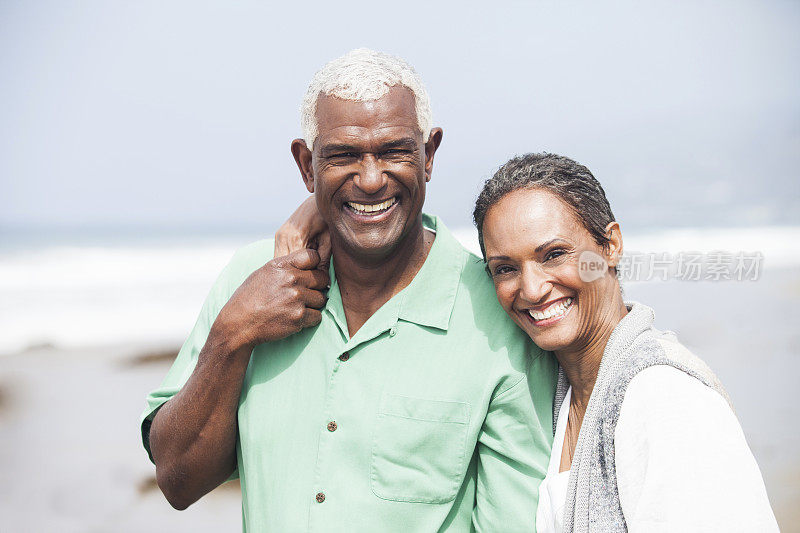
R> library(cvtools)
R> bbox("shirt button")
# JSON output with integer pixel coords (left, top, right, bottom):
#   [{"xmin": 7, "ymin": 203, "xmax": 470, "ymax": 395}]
[
  {"xmin": 327, "ymin": 421, "xmax": 337, "ymax": 432},
  {"xmin": 315, "ymin": 492, "xmax": 325, "ymax": 503},
  {"xmin": 338, "ymin": 352, "xmax": 350, "ymax": 362},
  {"xmin": 389, "ymin": 327, "xmax": 397, "ymax": 337}
]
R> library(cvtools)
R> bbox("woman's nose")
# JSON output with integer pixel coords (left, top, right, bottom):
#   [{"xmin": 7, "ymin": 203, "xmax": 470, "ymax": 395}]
[{"xmin": 519, "ymin": 264, "xmax": 552, "ymax": 304}]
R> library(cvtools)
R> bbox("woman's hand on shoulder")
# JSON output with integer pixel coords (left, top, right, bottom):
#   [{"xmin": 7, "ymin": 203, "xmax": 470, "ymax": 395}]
[{"xmin": 274, "ymin": 195, "xmax": 330, "ymax": 269}]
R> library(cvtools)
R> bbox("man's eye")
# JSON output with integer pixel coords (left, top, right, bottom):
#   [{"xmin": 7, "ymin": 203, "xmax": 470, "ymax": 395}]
[
  {"xmin": 381, "ymin": 149, "xmax": 410, "ymax": 158},
  {"xmin": 326, "ymin": 153, "xmax": 359, "ymax": 164}
]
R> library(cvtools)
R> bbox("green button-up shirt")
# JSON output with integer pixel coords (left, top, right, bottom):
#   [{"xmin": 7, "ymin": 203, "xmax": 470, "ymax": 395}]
[{"xmin": 141, "ymin": 214, "xmax": 557, "ymax": 532}]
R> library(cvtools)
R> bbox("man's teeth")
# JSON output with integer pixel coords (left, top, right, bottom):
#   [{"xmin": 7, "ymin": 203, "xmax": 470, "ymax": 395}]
[
  {"xmin": 529, "ymin": 298, "xmax": 573, "ymax": 321},
  {"xmin": 346, "ymin": 198, "xmax": 396, "ymax": 214}
]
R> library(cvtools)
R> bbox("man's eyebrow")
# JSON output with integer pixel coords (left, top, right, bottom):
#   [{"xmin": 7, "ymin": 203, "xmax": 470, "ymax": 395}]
[
  {"xmin": 319, "ymin": 143, "xmax": 360, "ymax": 157},
  {"xmin": 378, "ymin": 138, "xmax": 418, "ymax": 151},
  {"xmin": 319, "ymin": 138, "xmax": 418, "ymax": 157}
]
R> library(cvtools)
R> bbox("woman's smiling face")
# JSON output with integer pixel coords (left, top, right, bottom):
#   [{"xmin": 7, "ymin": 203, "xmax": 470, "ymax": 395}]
[{"xmin": 482, "ymin": 187, "xmax": 622, "ymax": 353}]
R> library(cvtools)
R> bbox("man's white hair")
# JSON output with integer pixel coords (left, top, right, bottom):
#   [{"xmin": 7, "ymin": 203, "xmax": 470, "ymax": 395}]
[{"xmin": 300, "ymin": 48, "xmax": 433, "ymax": 149}]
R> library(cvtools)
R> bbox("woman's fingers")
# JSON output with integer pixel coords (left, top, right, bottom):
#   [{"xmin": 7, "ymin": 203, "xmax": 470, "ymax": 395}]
[
  {"xmin": 274, "ymin": 226, "xmax": 305, "ymax": 258},
  {"xmin": 315, "ymin": 231, "xmax": 332, "ymax": 271},
  {"xmin": 274, "ymin": 196, "xmax": 328, "ymax": 258}
]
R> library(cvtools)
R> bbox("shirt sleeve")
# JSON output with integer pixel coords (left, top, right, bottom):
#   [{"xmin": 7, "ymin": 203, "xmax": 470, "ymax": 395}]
[
  {"xmin": 138, "ymin": 239, "xmax": 275, "ymax": 464},
  {"xmin": 472, "ymin": 349, "xmax": 557, "ymax": 533},
  {"xmin": 615, "ymin": 365, "xmax": 779, "ymax": 532}
]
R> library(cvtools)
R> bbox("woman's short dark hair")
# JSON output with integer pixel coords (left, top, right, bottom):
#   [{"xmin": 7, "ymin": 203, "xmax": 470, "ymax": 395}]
[{"xmin": 473, "ymin": 152, "xmax": 616, "ymax": 259}]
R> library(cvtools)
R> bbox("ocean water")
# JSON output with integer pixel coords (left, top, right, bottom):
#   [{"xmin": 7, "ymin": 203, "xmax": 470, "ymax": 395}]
[{"xmin": 1, "ymin": 225, "xmax": 800, "ymax": 355}]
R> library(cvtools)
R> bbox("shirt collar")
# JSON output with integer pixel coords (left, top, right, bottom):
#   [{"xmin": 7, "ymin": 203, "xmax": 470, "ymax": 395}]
[
  {"xmin": 395, "ymin": 214, "xmax": 464, "ymax": 330},
  {"xmin": 325, "ymin": 214, "xmax": 466, "ymax": 339}
]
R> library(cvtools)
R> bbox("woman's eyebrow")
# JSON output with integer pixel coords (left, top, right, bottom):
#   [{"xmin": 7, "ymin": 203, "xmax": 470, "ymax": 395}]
[
  {"xmin": 485, "ymin": 239, "xmax": 569, "ymax": 263},
  {"xmin": 535, "ymin": 238, "xmax": 569, "ymax": 253}
]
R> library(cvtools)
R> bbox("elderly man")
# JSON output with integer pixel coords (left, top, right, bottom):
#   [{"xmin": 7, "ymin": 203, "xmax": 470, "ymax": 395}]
[{"xmin": 141, "ymin": 49, "xmax": 556, "ymax": 532}]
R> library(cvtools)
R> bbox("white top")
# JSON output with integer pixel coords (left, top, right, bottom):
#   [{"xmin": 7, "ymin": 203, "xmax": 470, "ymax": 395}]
[
  {"xmin": 536, "ymin": 366, "xmax": 778, "ymax": 532},
  {"xmin": 536, "ymin": 386, "xmax": 572, "ymax": 532}
]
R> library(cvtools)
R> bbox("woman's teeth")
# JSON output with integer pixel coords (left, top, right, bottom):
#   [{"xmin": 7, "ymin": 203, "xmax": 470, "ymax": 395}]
[
  {"xmin": 346, "ymin": 198, "xmax": 396, "ymax": 214},
  {"xmin": 529, "ymin": 298, "xmax": 573, "ymax": 321}
]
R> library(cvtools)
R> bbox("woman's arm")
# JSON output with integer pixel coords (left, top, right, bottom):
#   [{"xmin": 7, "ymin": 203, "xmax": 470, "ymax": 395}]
[
  {"xmin": 274, "ymin": 195, "xmax": 330, "ymax": 267},
  {"xmin": 615, "ymin": 365, "xmax": 778, "ymax": 532}
]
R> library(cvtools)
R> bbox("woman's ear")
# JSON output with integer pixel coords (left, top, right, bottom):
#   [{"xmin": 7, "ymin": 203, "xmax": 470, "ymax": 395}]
[{"xmin": 604, "ymin": 221, "xmax": 623, "ymax": 268}]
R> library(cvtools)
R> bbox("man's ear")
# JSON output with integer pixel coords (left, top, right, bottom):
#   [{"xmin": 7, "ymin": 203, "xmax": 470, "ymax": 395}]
[
  {"xmin": 604, "ymin": 221, "xmax": 623, "ymax": 268},
  {"xmin": 423, "ymin": 128, "xmax": 443, "ymax": 183},
  {"xmin": 291, "ymin": 139, "xmax": 315, "ymax": 193}
]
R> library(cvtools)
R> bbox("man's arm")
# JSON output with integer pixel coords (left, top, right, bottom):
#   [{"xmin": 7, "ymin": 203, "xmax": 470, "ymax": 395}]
[
  {"xmin": 146, "ymin": 248, "xmax": 329, "ymax": 510},
  {"xmin": 473, "ymin": 349, "xmax": 557, "ymax": 532}
]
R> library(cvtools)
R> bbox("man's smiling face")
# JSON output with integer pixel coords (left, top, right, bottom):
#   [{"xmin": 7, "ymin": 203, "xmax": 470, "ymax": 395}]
[{"xmin": 301, "ymin": 86, "xmax": 438, "ymax": 260}]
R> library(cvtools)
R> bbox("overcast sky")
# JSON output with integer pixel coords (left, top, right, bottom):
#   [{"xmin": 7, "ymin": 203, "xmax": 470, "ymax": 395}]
[{"xmin": 1, "ymin": 0, "xmax": 798, "ymax": 233}]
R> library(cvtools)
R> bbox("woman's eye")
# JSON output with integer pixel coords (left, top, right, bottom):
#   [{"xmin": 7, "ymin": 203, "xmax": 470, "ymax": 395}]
[
  {"xmin": 544, "ymin": 249, "xmax": 566, "ymax": 262},
  {"xmin": 493, "ymin": 265, "xmax": 514, "ymax": 276}
]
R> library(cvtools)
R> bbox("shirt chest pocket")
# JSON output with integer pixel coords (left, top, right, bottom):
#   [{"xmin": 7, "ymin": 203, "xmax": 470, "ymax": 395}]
[{"xmin": 370, "ymin": 393, "xmax": 471, "ymax": 504}]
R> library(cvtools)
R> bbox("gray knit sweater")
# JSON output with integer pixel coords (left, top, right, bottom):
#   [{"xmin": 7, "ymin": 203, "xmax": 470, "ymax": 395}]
[{"xmin": 554, "ymin": 302, "xmax": 731, "ymax": 533}]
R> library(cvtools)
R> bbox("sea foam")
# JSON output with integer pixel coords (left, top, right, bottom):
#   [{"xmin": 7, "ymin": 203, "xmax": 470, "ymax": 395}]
[{"xmin": 2, "ymin": 226, "xmax": 799, "ymax": 355}]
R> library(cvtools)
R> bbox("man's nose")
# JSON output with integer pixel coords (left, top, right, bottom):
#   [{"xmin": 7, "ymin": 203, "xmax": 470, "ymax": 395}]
[
  {"xmin": 519, "ymin": 264, "xmax": 552, "ymax": 304},
  {"xmin": 353, "ymin": 155, "xmax": 387, "ymax": 195}
]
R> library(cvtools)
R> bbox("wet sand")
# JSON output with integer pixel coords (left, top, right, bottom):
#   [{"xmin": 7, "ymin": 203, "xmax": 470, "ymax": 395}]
[
  {"xmin": 0, "ymin": 344, "xmax": 241, "ymax": 532},
  {"xmin": 1, "ymin": 267, "xmax": 798, "ymax": 532}
]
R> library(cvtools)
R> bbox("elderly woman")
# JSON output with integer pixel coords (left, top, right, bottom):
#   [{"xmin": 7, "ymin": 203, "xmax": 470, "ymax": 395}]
[
  {"xmin": 473, "ymin": 153, "xmax": 776, "ymax": 532},
  {"xmin": 275, "ymin": 153, "xmax": 777, "ymax": 532}
]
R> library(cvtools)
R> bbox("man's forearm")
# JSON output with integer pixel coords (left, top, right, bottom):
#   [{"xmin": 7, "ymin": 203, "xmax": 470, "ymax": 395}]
[
  {"xmin": 149, "ymin": 329, "xmax": 251, "ymax": 510},
  {"xmin": 147, "ymin": 248, "xmax": 328, "ymax": 510}
]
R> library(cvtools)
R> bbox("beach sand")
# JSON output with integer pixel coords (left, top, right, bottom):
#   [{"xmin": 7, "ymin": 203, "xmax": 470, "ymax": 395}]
[
  {"xmin": 1, "ymin": 267, "xmax": 797, "ymax": 532},
  {"xmin": 0, "ymin": 344, "xmax": 241, "ymax": 532}
]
